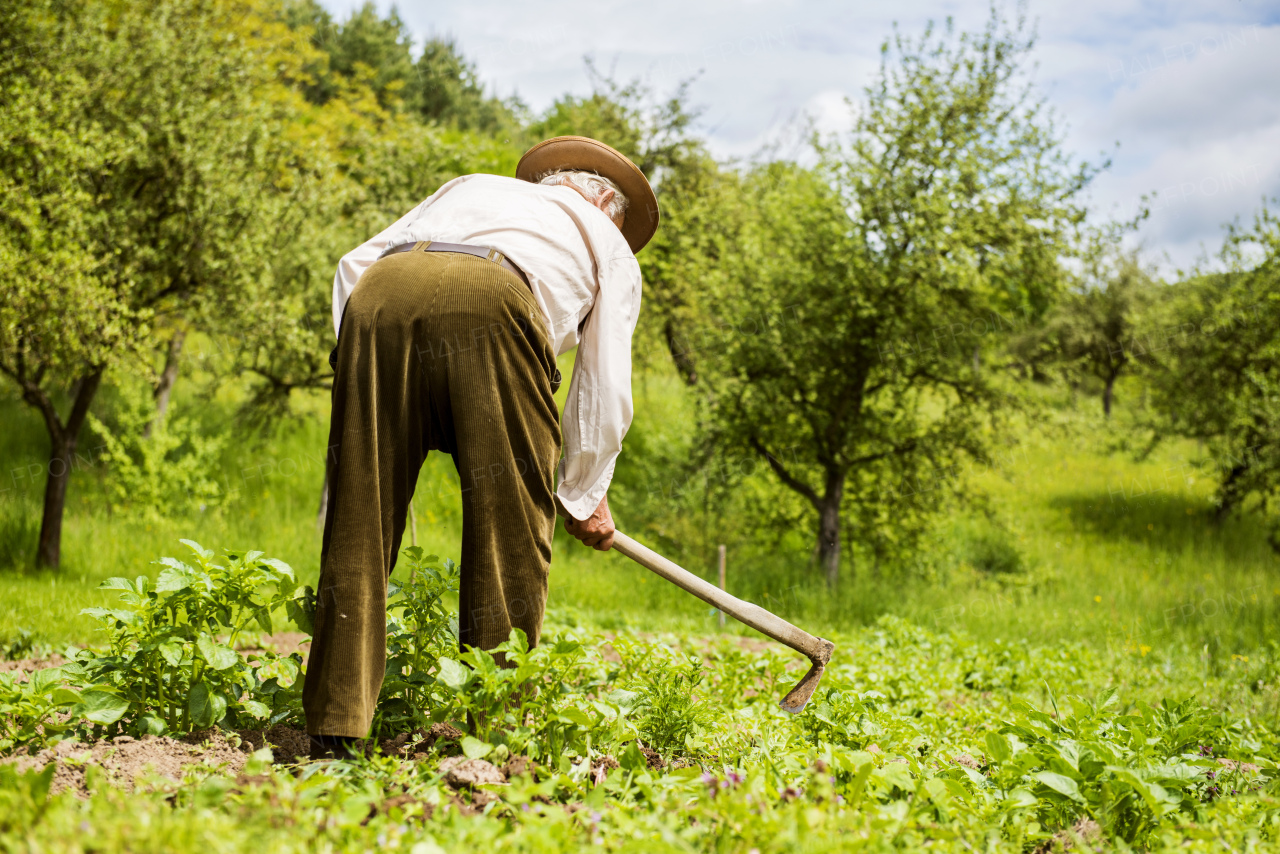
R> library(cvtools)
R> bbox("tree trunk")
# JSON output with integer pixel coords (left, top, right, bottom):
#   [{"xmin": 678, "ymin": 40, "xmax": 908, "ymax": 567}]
[
  {"xmin": 814, "ymin": 469, "xmax": 845, "ymax": 589},
  {"xmin": 34, "ymin": 370, "xmax": 103, "ymax": 568},
  {"xmin": 1103, "ymin": 374, "xmax": 1115, "ymax": 418},
  {"xmin": 145, "ymin": 329, "xmax": 186, "ymax": 437},
  {"xmin": 816, "ymin": 499, "xmax": 840, "ymax": 589},
  {"xmin": 664, "ymin": 319, "xmax": 698, "ymax": 385}
]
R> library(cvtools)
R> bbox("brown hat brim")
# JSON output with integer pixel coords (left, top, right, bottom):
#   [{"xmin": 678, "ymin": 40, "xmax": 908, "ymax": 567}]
[{"xmin": 516, "ymin": 136, "xmax": 659, "ymax": 254}]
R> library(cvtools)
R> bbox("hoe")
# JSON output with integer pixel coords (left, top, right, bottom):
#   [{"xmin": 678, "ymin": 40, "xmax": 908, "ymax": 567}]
[{"xmin": 609, "ymin": 530, "xmax": 835, "ymax": 713}]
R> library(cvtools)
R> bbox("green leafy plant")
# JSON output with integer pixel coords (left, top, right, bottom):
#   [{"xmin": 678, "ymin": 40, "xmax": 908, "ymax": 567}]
[
  {"xmin": 619, "ymin": 643, "xmax": 716, "ymax": 757},
  {"xmin": 0, "ymin": 628, "xmax": 42, "ymax": 660},
  {"xmin": 435, "ymin": 630, "xmax": 616, "ymax": 763},
  {"xmin": 78, "ymin": 540, "xmax": 313, "ymax": 736},
  {"xmin": 88, "ymin": 380, "xmax": 229, "ymax": 522},
  {"xmin": 376, "ymin": 548, "xmax": 460, "ymax": 732},
  {"xmin": 374, "ymin": 548, "xmax": 620, "ymax": 762},
  {"xmin": 0, "ymin": 665, "xmax": 83, "ymax": 752}
]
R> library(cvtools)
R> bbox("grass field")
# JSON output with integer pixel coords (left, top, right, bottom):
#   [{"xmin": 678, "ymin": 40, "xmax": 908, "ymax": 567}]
[{"xmin": 1, "ymin": 372, "xmax": 1278, "ymax": 851}]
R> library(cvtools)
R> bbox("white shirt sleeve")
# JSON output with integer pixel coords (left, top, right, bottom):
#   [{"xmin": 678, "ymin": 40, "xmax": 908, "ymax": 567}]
[{"xmin": 555, "ymin": 252, "xmax": 642, "ymax": 521}]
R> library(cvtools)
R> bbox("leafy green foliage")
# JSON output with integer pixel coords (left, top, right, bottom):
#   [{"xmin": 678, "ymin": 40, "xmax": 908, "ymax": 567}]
[
  {"xmin": 77, "ymin": 541, "xmax": 313, "ymax": 735},
  {"xmin": 436, "ymin": 632, "xmax": 621, "ymax": 764},
  {"xmin": 1137, "ymin": 207, "xmax": 1280, "ymax": 539},
  {"xmin": 87, "ymin": 379, "xmax": 228, "ymax": 522},
  {"xmin": 0, "ymin": 665, "xmax": 89, "ymax": 752},
  {"xmin": 3, "ymin": 586, "xmax": 1276, "ymax": 851},
  {"xmin": 618, "ymin": 644, "xmax": 716, "ymax": 756},
  {"xmin": 1014, "ymin": 246, "xmax": 1157, "ymax": 416},
  {"xmin": 375, "ymin": 547, "xmax": 620, "ymax": 762},
  {"xmin": 695, "ymin": 9, "xmax": 1096, "ymax": 585},
  {"xmin": 376, "ymin": 548, "xmax": 460, "ymax": 731},
  {"xmin": 0, "ymin": 0, "xmax": 332, "ymax": 565}
]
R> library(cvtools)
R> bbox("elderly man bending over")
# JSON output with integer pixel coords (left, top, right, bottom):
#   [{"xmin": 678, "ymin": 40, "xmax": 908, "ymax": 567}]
[{"xmin": 303, "ymin": 137, "xmax": 660, "ymax": 758}]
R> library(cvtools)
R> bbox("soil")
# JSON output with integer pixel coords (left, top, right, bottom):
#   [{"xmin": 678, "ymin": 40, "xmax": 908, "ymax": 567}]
[
  {"xmin": 6, "ymin": 729, "xmax": 248, "ymax": 796},
  {"xmin": 1, "ymin": 725, "xmax": 316, "ymax": 798},
  {"xmin": 590, "ymin": 754, "xmax": 620, "ymax": 785},
  {"xmin": 0, "ymin": 653, "xmax": 67, "ymax": 675},
  {"xmin": 638, "ymin": 743, "xmax": 666, "ymax": 770},
  {"xmin": 503, "ymin": 755, "xmax": 540, "ymax": 780},
  {"xmin": 238, "ymin": 724, "xmax": 313, "ymax": 763},
  {"xmin": 1036, "ymin": 817, "xmax": 1104, "ymax": 853},
  {"xmin": 377, "ymin": 722, "xmax": 464, "ymax": 760},
  {"xmin": 439, "ymin": 755, "xmax": 506, "ymax": 787},
  {"xmin": 235, "ymin": 632, "xmax": 312, "ymax": 664}
]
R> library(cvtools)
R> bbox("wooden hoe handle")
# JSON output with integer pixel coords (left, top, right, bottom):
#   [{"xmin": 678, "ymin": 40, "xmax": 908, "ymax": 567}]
[{"xmin": 611, "ymin": 531, "xmax": 835, "ymax": 669}]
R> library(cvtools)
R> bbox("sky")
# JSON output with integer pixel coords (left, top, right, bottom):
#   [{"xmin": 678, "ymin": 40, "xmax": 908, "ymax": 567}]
[{"xmin": 319, "ymin": 0, "xmax": 1280, "ymax": 273}]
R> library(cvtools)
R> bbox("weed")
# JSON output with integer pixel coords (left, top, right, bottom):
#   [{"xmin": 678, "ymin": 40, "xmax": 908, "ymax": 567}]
[{"xmin": 618, "ymin": 642, "xmax": 717, "ymax": 757}]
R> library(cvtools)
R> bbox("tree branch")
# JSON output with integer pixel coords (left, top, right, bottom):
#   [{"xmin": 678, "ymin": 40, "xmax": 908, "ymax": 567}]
[{"xmin": 747, "ymin": 435, "xmax": 820, "ymax": 508}]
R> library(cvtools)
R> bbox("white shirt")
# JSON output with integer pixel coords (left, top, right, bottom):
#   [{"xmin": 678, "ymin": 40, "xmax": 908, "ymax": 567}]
[{"xmin": 331, "ymin": 173, "xmax": 642, "ymax": 522}]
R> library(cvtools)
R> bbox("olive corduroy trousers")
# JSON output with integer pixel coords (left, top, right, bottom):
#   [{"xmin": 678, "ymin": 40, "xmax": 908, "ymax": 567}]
[{"xmin": 302, "ymin": 249, "xmax": 562, "ymax": 738}]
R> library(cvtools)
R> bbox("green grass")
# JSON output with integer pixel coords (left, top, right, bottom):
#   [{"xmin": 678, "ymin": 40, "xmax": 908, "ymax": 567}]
[
  {"xmin": 2, "ymin": 371, "xmax": 1279, "ymax": 852},
  {"xmin": 2, "ymin": 371, "xmax": 1278, "ymax": 669}
]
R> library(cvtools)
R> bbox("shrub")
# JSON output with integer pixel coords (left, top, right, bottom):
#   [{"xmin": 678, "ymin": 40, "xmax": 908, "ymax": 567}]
[
  {"xmin": 87, "ymin": 381, "xmax": 228, "ymax": 521},
  {"xmin": 962, "ymin": 525, "xmax": 1025, "ymax": 574}
]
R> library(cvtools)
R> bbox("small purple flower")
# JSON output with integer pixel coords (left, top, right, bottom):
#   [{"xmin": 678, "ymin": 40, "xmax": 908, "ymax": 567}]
[
  {"xmin": 782, "ymin": 786, "xmax": 801, "ymax": 801},
  {"xmin": 727, "ymin": 771, "xmax": 745, "ymax": 787},
  {"xmin": 590, "ymin": 810, "xmax": 603, "ymax": 824}
]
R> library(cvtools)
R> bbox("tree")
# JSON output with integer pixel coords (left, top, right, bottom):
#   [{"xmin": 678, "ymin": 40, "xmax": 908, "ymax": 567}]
[
  {"xmin": 529, "ymin": 68, "xmax": 727, "ymax": 381},
  {"xmin": 283, "ymin": 0, "xmax": 414, "ymax": 110},
  {"xmin": 0, "ymin": 0, "xmax": 322, "ymax": 567},
  {"xmin": 279, "ymin": 1, "xmax": 520, "ymax": 130},
  {"xmin": 414, "ymin": 38, "xmax": 522, "ymax": 132},
  {"xmin": 1015, "ymin": 247, "xmax": 1156, "ymax": 417},
  {"xmin": 698, "ymin": 9, "xmax": 1095, "ymax": 586},
  {"xmin": 1137, "ymin": 206, "xmax": 1280, "ymax": 537}
]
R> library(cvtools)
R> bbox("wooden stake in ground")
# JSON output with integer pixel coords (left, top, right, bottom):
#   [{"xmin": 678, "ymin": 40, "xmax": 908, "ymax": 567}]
[
  {"xmin": 717, "ymin": 544, "xmax": 726, "ymax": 628},
  {"xmin": 409, "ymin": 497, "xmax": 418, "ymax": 547}
]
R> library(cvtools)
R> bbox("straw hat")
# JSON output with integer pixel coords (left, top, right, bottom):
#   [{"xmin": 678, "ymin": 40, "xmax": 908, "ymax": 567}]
[{"xmin": 516, "ymin": 136, "xmax": 660, "ymax": 254}]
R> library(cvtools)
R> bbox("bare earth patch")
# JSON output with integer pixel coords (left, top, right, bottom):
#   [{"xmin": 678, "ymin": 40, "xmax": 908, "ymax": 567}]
[
  {"xmin": 5, "ymin": 729, "xmax": 250, "ymax": 796},
  {"xmin": 0, "ymin": 653, "xmax": 67, "ymax": 675},
  {"xmin": 2, "ymin": 725, "xmax": 313, "ymax": 797}
]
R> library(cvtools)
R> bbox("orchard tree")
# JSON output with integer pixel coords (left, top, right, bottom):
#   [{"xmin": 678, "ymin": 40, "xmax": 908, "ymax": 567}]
[
  {"xmin": 1138, "ymin": 206, "xmax": 1280, "ymax": 536},
  {"xmin": 700, "ymin": 9, "xmax": 1096, "ymax": 586},
  {"xmin": 1015, "ymin": 246, "xmax": 1156, "ymax": 417},
  {"xmin": 0, "ymin": 0, "xmax": 324, "ymax": 567},
  {"xmin": 280, "ymin": 0, "xmax": 520, "ymax": 130},
  {"xmin": 530, "ymin": 68, "xmax": 733, "ymax": 381}
]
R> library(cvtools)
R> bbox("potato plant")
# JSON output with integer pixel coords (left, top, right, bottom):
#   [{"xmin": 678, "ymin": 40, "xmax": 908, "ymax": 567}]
[{"xmin": 76, "ymin": 540, "xmax": 313, "ymax": 735}]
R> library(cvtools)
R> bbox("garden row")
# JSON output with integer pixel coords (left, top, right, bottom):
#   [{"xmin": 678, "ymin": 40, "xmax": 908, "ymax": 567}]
[{"xmin": 1, "ymin": 542, "xmax": 1276, "ymax": 852}]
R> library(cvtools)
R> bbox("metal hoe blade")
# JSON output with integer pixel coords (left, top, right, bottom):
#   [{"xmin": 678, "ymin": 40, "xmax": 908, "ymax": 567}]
[{"xmin": 778, "ymin": 637, "xmax": 835, "ymax": 714}]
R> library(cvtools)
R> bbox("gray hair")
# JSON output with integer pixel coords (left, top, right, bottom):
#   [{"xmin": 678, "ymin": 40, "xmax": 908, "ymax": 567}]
[{"xmin": 537, "ymin": 170, "xmax": 630, "ymax": 222}]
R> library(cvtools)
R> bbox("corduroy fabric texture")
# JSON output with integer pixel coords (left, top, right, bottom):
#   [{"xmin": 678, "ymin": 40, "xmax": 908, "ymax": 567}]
[{"xmin": 303, "ymin": 250, "xmax": 562, "ymax": 738}]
